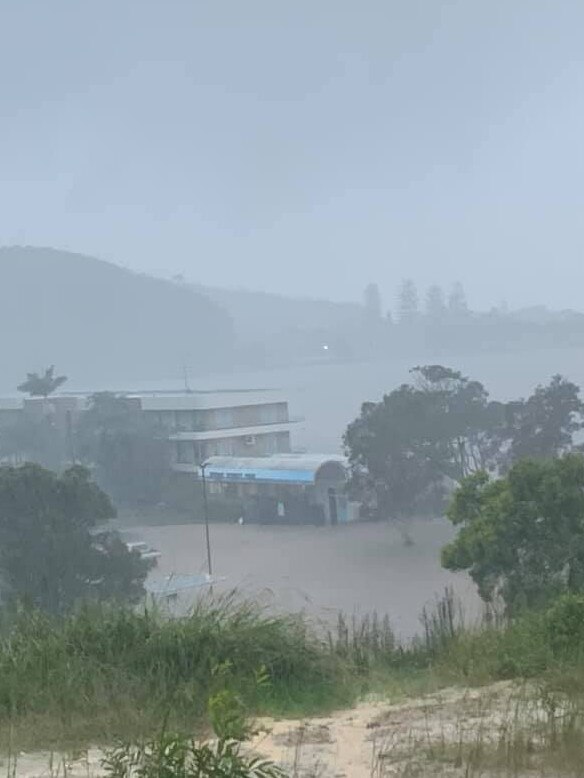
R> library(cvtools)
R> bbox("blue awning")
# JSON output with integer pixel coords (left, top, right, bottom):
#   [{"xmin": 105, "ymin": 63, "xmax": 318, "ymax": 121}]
[
  {"xmin": 202, "ymin": 455, "xmax": 348, "ymax": 486},
  {"xmin": 206, "ymin": 466, "xmax": 314, "ymax": 484}
]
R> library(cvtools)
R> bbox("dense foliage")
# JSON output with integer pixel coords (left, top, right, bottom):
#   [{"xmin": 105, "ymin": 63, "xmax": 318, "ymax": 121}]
[
  {"xmin": 0, "ymin": 463, "xmax": 151, "ymax": 612},
  {"xmin": 443, "ymin": 455, "xmax": 584, "ymax": 612},
  {"xmin": 345, "ymin": 366, "xmax": 583, "ymax": 519},
  {"xmin": 77, "ymin": 392, "xmax": 170, "ymax": 506},
  {"xmin": 0, "ymin": 596, "xmax": 349, "ymax": 748}
]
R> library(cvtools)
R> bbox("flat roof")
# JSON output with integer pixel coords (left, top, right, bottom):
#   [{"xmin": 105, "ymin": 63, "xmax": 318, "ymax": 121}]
[
  {"xmin": 0, "ymin": 390, "xmax": 287, "ymax": 413},
  {"xmin": 203, "ymin": 454, "xmax": 347, "ymax": 484},
  {"xmin": 137, "ymin": 390, "xmax": 287, "ymax": 411}
]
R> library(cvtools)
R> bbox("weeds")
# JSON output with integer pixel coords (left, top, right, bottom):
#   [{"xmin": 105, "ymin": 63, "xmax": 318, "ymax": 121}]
[
  {"xmin": 2, "ymin": 588, "xmax": 584, "ymax": 770},
  {"xmin": 0, "ymin": 593, "xmax": 350, "ymax": 748},
  {"xmin": 102, "ymin": 688, "xmax": 286, "ymax": 778}
]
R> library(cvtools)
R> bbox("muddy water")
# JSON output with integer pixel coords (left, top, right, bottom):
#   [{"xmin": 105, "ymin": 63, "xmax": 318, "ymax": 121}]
[{"xmin": 140, "ymin": 519, "xmax": 480, "ymax": 639}]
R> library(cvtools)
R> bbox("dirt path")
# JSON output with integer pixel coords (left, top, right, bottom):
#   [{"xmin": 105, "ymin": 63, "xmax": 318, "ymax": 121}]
[
  {"xmin": 9, "ymin": 681, "xmax": 552, "ymax": 777},
  {"xmin": 249, "ymin": 681, "xmax": 521, "ymax": 777}
]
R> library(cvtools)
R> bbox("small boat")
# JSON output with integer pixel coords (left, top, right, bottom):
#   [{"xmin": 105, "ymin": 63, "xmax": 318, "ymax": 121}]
[
  {"xmin": 125, "ymin": 540, "xmax": 162, "ymax": 561},
  {"xmin": 145, "ymin": 572, "xmax": 220, "ymax": 601}
]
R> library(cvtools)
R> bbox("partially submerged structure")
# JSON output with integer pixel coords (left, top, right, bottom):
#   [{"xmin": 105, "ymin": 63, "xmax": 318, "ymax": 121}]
[
  {"xmin": 203, "ymin": 454, "xmax": 351, "ymax": 525},
  {"xmin": 0, "ymin": 390, "xmax": 353, "ymax": 524}
]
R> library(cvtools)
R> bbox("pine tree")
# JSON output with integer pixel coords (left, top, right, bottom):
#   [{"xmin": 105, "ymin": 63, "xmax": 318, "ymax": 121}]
[
  {"xmin": 425, "ymin": 285, "xmax": 447, "ymax": 320},
  {"xmin": 397, "ymin": 279, "xmax": 419, "ymax": 323},
  {"xmin": 448, "ymin": 282, "xmax": 469, "ymax": 317},
  {"xmin": 363, "ymin": 283, "xmax": 382, "ymax": 320}
]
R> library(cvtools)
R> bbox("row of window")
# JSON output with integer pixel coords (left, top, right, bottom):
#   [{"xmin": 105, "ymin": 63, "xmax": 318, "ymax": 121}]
[
  {"xmin": 175, "ymin": 433, "xmax": 290, "ymax": 464},
  {"xmin": 149, "ymin": 404, "xmax": 288, "ymax": 433}
]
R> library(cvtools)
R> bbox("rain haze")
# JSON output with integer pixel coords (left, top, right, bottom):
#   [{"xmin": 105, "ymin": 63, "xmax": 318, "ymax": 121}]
[
  {"xmin": 4, "ymin": 6, "xmax": 584, "ymax": 767},
  {"xmin": 2, "ymin": 1, "xmax": 584, "ymax": 308}
]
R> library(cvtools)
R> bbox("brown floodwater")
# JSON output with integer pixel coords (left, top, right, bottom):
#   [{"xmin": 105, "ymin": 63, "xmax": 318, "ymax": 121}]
[{"xmin": 138, "ymin": 519, "xmax": 480, "ymax": 639}]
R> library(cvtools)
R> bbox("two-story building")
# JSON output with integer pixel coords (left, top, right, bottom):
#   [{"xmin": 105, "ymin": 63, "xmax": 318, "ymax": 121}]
[
  {"xmin": 0, "ymin": 389, "xmax": 298, "ymax": 469},
  {"xmin": 0, "ymin": 389, "xmax": 354, "ymax": 524},
  {"xmin": 134, "ymin": 390, "xmax": 297, "ymax": 470}
]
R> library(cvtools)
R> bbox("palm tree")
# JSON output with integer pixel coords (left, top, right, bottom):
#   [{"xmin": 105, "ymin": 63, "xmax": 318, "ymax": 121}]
[{"xmin": 17, "ymin": 366, "xmax": 68, "ymax": 398}]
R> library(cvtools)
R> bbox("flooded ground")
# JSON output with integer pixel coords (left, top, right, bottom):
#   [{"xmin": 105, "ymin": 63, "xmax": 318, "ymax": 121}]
[{"xmin": 138, "ymin": 518, "xmax": 479, "ymax": 639}]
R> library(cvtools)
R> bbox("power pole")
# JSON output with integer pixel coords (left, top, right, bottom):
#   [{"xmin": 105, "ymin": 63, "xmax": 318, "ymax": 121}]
[{"xmin": 200, "ymin": 461, "xmax": 213, "ymax": 577}]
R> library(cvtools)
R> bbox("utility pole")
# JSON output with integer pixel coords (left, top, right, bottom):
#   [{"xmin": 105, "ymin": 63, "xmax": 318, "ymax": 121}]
[{"xmin": 200, "ymin": 461, "xmax": 213, "ymax": 577}]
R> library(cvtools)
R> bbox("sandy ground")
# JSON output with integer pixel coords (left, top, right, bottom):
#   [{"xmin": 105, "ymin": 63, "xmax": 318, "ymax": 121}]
[
  {"xmin": 8, "ymin": 682, "xmax": 553, "ymax": 777},
  {"xmin": 137, "ymin": 519, "xmax": 479, "ymax": 639}
]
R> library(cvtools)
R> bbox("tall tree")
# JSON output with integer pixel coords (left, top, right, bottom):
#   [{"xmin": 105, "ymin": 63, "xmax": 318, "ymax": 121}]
[
  {"xmin": 0, "ymin": 413, "xmax": 64, "ymax": 470},
  {"xmin": 77, "ymin": 393, "xmax": 170, "ymax": 506},
  {"xmin": 448, "ymin": 282, "xmax": 469, "ymax": 317},
  {"xmin": 17, "ymin": 366, "xmax": 67, "ymax": 398},
  {"xmin": 443, "ymin": 455, "xmax": 584, "ymax": 612},
  {"xmin": 397, "ymin": 279, "xmax": 419, "ymax": 323},
  {"xmin": 363, "ymin": 283, "xmax": 382, "ymax": 321},
  {"xmin": 505, "ymin": 375, "xmax": 583, "ymax": 465},
  {"xmin": 0, "ymin": 463, "xmax": 152, "ymax": 612},
  {"xmin": 344, "ymin": 365, "xmax": 505, "ymax": 519},
  {"xmin": 425, "ymin": 285, "xmax": 447, "ymax": 320}
]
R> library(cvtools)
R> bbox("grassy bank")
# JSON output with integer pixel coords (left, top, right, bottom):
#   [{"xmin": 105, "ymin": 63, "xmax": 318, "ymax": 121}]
[
  {"xmin": 2, "ymin": 592, "xmax": 584, "ymax": 759},
  {"xmin": 0, "ymin": 594, "xmax": 353, "ymax": 749}
]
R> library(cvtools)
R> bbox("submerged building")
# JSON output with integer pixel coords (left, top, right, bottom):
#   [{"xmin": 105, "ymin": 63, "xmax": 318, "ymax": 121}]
[
  {"xmin": 203, "ymin": 454, "xmax": 350, "ymax": 525},
  {"xmin": 0, "ymin": 389, "xmax": 352, "ymax": 524}
]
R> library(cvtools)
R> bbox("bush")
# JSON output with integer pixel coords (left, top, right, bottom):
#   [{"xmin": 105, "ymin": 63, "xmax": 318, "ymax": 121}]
[
  {"xmin": 103, "ymin": 690, "xmax": 286, "ymax": 778},
  {"xmin": 545, "ymin": 594, "xmax": 584, "ymax": 659}
]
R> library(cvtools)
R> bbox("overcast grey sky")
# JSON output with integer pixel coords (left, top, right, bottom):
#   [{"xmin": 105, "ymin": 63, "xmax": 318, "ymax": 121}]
[{"xmin": 1, "ymin": 1, "xmax": 584, "ymax": 310}]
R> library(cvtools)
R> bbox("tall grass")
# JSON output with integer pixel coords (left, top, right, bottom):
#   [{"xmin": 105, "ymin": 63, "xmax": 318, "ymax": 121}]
[
  {"xmin": 0, "ymin": 593, "xmax": 352, "ymax": 748},
  {"xmin": 3, "ymin": 590, "xmax": 584, "ymax": 755}
]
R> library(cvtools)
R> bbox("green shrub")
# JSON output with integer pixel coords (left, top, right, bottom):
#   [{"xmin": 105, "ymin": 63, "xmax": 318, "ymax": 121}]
[
  {"xmin": 103, "ymin": 689, "xmax": 286, "ymax": 778},
  {"xmin": 545, "ymin": 594, "xmax": 584, "ymax": 658}
]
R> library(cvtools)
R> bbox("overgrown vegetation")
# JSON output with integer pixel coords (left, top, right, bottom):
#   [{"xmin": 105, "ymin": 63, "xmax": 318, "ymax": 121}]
[
  {"xmin": 344, "ymin": 365, "xmax": 583, "ymax": 519},
  {"xmin": 77, "ymin": 392, "xmax": 170, "ymax": 507},
  {"xmin": 0, "ymin": 594, "xmax": 350, "ymax": 749},
  {"xmin": 103, "ymin": 688, "xmax": 286, "ymax": 778},
  {"xmin": 443, "ymin": 455, "xmax": 584, "ymax": 613},
  {"xmin": 2, "ymin": 587, "xmax": 584, "ymax": 754},
  {"xmin": 0, "ymin": 463, "xmax": 151, "ymax": 613}
]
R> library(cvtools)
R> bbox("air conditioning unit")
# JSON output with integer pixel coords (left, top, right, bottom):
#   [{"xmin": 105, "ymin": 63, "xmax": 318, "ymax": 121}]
[{"xmin": 244, "ymin": 435, "xmax": 256, "ymax": 446}]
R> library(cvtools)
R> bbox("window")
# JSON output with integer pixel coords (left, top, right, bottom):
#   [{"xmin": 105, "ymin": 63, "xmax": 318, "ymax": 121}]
[
  {"xmin": 174, "ymin": 410, "xmax": 197, "ymax": 431},
  {"xmin": 176, "ymin": 441, "xmax": 194, "ymax": 464},
  {"xmin": 213, "ymin": 407, "xmax": 234, "ymax": 429}
]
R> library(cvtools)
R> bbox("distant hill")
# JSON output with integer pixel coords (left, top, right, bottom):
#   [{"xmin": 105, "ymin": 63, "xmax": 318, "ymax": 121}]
[
  {"xmin": 0, "ymin": 246, "xmax": 234, "ymax": 390},
  {"xmin": 199, "ymin": 285, "xmax": 364, "ymax": 341},
  {"xmin": 197, "ymin": 284, "xmax": 368, "ymax": 365},
  {"xmin": 4, "ymin": 246, "xmax": 579, "ymax": 395}
]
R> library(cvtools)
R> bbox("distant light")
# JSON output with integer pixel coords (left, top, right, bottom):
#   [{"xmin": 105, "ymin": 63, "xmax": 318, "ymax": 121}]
[{"xmin": 322, "ymin": 344, "xmax": 329, "ymax": 351}]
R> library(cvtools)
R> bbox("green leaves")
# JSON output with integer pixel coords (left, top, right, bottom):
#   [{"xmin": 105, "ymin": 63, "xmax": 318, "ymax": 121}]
[
  {"xmin": 77, "ymin": 393, "xmax": 170, "ymax": 506},
  {"xmin": 0, "ymin": 463, "xmax": 150, "ymax": 613},
  {"xmin": 443, "ymin": 455, "xmax": 584, "ymax": 613},
  {"xmin": 345, "ymin": 366, "xmax": 584, "ymax": 522},
  {"xmin": 102, "ymin": 677, "xmax": 287, "ymax": 777},
  {"xmin": 344, "ymin": 365, "xmax": 504, "ymax": 519}
]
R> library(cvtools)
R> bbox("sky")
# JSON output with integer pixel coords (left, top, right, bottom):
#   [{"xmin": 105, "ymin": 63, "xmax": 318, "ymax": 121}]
[{"xmin": 1, "ymin": 0, "xmax": 584, "ymax": 311}]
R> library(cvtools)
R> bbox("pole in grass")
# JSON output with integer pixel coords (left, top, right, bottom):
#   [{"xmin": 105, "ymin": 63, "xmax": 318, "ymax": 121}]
[{"xmin": 200, "ymin": 460, "xmax": 213, "ymax": 578}]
